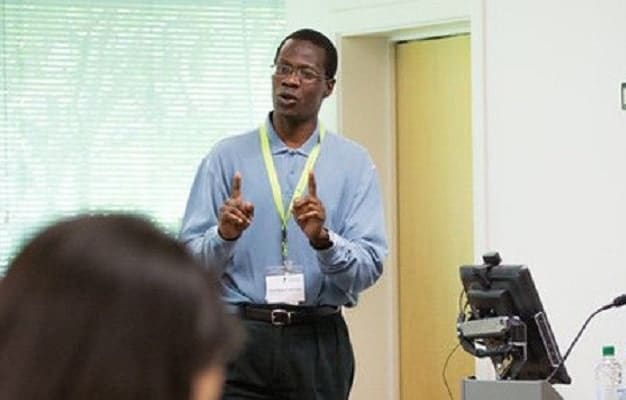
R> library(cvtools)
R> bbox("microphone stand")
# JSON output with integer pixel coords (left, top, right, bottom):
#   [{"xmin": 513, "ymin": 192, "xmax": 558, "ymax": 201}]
[{"xmin": 546, "ymin": 294, "xmax": 626, "ymax": 383}]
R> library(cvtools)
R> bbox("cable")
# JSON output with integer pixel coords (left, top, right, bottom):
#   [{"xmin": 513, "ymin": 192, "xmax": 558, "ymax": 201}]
[
  {"xmin": 458, "ymin": 287, "xmax": 466, "ymax": 315},
  {"xmin": 443, "ymin": 288, "xmax": 468, "ymax": 400},
  {"xmin": 442, "ymin": 342, "xmax": 461, "ymax": 400}
]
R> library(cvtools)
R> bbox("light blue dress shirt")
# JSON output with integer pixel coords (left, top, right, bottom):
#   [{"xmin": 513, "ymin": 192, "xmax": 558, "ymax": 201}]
[{"xmin": 179, "ymin": 115, "xmax": 388, "ymax": 307}]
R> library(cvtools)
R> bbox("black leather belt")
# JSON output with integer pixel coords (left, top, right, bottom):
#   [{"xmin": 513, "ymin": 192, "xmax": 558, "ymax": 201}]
[{"xmin": 236, "ymin": 304, "xmax": 341, "ymax": 326}]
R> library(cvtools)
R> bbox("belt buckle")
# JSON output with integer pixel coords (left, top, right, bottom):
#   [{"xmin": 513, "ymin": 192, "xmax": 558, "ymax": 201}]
[{"xmin": 270, "ymin": 309, "xmax": 292, "ymax": 326}]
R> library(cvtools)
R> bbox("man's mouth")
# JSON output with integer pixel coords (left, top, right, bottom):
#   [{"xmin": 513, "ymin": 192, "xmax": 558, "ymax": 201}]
[{"xmin": 278, "ymin": 92, "xmax": 298, "ymax": 105}]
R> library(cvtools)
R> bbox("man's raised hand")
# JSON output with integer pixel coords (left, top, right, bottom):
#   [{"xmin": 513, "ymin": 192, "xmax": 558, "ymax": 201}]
[
  {"xmin": 292, "ymin": 171, "xmax": 330, "ymax": 248},
  {"xmin": 218, "ymin": 172, "xmax": 254, "ymax": 240}
]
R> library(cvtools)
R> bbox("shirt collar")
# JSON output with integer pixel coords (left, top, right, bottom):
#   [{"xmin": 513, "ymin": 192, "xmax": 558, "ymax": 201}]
[{"xmin": 265, "ymin": 113, "xmax": 321, "ymax": 156}]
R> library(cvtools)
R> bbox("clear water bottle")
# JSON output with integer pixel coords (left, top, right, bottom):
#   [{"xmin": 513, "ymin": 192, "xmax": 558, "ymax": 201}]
[
  {"xmin": 619, "ymin": 346, "xmax": 626, "ymax": 400},
  {"xmin": 596, "ymin": 345, "xmax": 623, "ymax": 400}
]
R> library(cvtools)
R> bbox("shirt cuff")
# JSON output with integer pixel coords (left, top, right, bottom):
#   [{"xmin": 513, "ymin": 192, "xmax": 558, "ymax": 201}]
[
  {"xmin": 315, "ymin": 230, "xmax": 347, "ymax": 268},
  {"xmin": 208, "ymin": 225, "xmax": 238, "ymax": 253}
]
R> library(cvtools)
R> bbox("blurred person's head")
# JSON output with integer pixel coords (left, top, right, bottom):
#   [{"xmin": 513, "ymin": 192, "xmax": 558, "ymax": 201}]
[{"xmin": 0, "ymin": 214, "xmax": 240, "ymax": 400}]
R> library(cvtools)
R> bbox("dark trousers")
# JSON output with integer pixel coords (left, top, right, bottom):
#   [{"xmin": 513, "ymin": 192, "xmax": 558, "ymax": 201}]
[{"xmin": 222, "ymin": 312, "xmax": 355, "ymax": 400}]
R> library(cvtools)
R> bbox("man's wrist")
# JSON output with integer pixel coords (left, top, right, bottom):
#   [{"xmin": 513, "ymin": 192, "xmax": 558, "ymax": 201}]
[
  {"xmin": 310, "ymin": 228, "xmax": 332, "ymax": 250},
  {"xmin": 218, "ymin": 227, "xmax": 240, "ymax": 241}
]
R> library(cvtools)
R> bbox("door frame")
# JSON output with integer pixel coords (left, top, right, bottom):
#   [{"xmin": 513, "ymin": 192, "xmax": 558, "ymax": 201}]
[{"xmin": 337, "ymin": 13, "xmax": 490, "ymax": 399}]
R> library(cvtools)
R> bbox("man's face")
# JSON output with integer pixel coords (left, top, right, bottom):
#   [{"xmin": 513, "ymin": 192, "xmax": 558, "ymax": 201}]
[{"xmin": 272, "ymin": 39, "xmax": 335, "ymax": 123}]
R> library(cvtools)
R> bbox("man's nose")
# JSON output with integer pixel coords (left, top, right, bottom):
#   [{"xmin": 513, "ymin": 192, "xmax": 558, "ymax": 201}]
[{"xmin": 281, "ymin": 71, "xmax": 301, "ymax": 86}]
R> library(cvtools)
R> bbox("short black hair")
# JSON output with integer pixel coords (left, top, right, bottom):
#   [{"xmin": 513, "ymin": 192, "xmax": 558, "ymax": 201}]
[{"xmin": 274, "ymin": 28, "xmax": 338, "ymax": 80}]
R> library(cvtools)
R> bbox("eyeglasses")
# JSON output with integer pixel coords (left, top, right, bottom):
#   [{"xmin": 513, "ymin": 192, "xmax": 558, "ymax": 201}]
[{"xmin": 272, "ymin": 63, "xmax": 325, "ymax": 83}]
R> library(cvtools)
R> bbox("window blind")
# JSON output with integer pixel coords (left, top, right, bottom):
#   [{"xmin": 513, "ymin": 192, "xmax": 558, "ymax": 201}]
[{"xmin": 0, "ymin": 0, "xmax": 286, "ymax": 271}]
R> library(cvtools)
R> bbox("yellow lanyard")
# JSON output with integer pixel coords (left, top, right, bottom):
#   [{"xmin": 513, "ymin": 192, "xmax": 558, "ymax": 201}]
[{"xmin": 259, "ymin": 122, "xmax": 325, "ymax": 262}]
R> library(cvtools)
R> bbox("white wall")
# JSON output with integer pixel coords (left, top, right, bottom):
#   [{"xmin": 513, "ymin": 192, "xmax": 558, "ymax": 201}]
[
  {"xmin": 481, "ymin": 0, "xmax": 626, "ymax": 398},
  {"xmin": 286, "ymin": 1, "xmax": 626, "ymax": 399}
]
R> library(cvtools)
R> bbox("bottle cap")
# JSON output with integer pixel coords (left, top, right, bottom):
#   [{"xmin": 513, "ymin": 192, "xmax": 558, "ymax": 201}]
[{"xmin": 602, "ymin": 345, "xmax": 615, "ymax": 356}]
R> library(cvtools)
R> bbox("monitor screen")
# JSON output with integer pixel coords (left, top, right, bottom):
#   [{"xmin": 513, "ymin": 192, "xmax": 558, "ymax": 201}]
[{"xmin": 459, "ymin": 263, "xmax": 571, "ymax": 384}]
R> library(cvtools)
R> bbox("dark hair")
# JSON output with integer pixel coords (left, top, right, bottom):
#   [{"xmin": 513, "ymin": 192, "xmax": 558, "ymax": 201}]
[
  {"xmin": 274, "ymin": 28, "xmax": 338, "ymax": 79},
  {"xmin": 0, "ymin": 214, "xmax": 240, "ymax": 400}
]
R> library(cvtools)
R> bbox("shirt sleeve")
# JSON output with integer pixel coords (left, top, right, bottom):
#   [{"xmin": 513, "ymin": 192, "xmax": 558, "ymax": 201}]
[
  {"xmin": 179, "ymin": 155, "xmax": 237, "ymax": 273},
  {"xmin": 315, "ymin": 162, "xmax": 388, "ymax": 300}
]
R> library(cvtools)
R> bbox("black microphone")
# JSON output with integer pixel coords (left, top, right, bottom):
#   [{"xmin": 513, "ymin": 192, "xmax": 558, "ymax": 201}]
[
  {"xmin": 546, "ymin": 293, "xmax": 626, "ymax": 383},
  {"xmin": 612, "ymin": 294, "xmax": 626, "ymax": 308}
]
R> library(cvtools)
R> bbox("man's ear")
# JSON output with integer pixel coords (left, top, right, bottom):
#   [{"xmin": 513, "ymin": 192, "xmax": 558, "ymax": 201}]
[{"xmin": 323, "ymin": 78, "xmax": 336, "ymax": 98}]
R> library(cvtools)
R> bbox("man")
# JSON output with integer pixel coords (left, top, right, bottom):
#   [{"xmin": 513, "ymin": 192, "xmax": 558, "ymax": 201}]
[{"xmin": 180, "ymin": 28, "xmax": 387, "ymax": 400}]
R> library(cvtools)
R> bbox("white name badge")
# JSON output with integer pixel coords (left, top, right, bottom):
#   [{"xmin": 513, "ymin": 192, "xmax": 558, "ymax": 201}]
[{"xmin": 265, "ymin": 272, "xmax": 305, "ymax": 305}]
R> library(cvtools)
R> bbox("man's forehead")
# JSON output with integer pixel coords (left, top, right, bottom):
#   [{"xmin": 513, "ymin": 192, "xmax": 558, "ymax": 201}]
[{"xmin": 278, "ymin": 39, "xmax": 325, "ymax": 61}]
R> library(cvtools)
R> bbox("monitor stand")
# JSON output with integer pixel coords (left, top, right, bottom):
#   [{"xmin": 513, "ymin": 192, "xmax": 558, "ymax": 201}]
[{"xmin": 462, "ymin": 379, "xmax": 563, "ymax": 400}]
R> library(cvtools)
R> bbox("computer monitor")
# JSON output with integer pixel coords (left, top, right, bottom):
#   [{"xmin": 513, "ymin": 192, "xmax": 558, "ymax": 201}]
[{"xmin": 458, "ymin": 256, "xmax": 571, "ymax": 384}]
